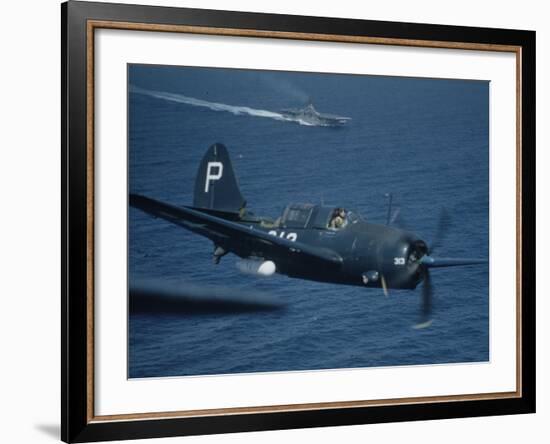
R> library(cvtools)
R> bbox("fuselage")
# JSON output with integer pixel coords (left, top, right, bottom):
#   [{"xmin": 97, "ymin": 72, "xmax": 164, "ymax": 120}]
[
  {"xmin": 214, "ymin": 203, "xmax": 428, "ymax": 290},
  {"xmin": 130, "ymin": 143, "xmax": 486, "ymax": 301}
]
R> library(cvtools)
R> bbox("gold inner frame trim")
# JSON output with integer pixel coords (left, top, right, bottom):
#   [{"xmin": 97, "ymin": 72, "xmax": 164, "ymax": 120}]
[{"xmin": 86, "ymin": 19, "xmax": 523, "ymax": 423}]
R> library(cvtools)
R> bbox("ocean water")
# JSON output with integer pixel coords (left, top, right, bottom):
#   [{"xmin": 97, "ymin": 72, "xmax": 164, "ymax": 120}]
[{"xmin": 128, "ymin": 65, "xmax": 489, "ymax": 378}]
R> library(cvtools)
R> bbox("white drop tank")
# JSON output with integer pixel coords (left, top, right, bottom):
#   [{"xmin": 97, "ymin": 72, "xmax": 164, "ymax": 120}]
[{"xmin": 236, "ymin": 259, "xmax": 276, "ymax": 277}]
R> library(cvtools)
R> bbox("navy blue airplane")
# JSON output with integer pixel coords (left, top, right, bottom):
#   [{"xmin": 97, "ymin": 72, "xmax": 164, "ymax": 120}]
[{"xmin": 130, "ymin": 143, "xmax": 486, "ymax": 321}]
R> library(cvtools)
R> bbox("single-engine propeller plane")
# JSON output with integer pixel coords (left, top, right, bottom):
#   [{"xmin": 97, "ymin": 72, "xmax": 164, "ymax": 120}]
[{"xmin": 130, "ymin": 143, "xmax": 487, "ymax": 324}]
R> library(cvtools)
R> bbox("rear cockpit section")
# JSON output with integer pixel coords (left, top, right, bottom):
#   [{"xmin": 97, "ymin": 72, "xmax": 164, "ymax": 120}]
[{"xmin": 280, "ymin": 203, "xmax": 315, "ymax": 229}]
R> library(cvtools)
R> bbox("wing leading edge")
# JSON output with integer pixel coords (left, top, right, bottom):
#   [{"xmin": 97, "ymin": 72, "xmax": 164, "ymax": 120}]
[{"xmin": 130, "ymin": 194, "xmax": 343, "ymax": 269}]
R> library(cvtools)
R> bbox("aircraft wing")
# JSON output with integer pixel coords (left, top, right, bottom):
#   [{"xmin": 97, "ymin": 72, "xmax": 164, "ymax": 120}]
[{"xmin": 130, "ymin": 194, "xmax": 343, "ymax": 269}]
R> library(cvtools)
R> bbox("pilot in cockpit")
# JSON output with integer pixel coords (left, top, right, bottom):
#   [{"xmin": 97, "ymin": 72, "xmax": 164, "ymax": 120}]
[{"xmin": 329, "ymin": 208, "xmax": 347, "ymax": 230}]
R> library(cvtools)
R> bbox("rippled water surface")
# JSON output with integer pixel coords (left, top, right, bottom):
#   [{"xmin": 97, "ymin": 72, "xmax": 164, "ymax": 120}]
[{"xmin": 128, "ymin": 65, "xmax": 489, "ymax": 378}]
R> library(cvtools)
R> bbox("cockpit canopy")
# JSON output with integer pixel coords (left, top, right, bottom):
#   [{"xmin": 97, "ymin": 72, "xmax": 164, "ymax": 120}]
[
  {"xmin": 280, "ymin": 203, "xmax": 315, "ymax": 228},
  {"xmin": 279, "ymin": 203, "xmax": 362, "ymax": 230}
]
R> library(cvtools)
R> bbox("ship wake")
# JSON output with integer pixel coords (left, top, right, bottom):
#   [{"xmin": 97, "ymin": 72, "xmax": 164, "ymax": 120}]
[{"xmin": 131, "ymin": 86, "xmax": 343, "ymax": 127}]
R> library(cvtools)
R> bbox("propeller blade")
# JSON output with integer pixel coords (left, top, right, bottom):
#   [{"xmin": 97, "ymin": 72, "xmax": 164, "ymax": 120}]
[
  {"xmin": 413, "ymin": 319, "xmax": 433, "ymax": 330},
  {"xmin": 422, "ymin": 268, "xmax": 432, "ymax": 317},
  {"xmin": 409, "ymin": 208, "xmax": 486, "ymax": 329},
  {"xmin": 391, "ymin": 207, "xmax": 410, "ymax": 231},
  {"xmin": 381, "ymin": 274, "xmax": 389, "ymax": 297},
  {"xmin": 389, "ymin": 207, "xmax": 401, "ymax": 225},
  {"xmin": 385, "ymin": 193, "xmax": 393, "ymax": 225},
  {"xmin": 413, "ymin": 267, "xmax": 433, "ymax": 329},
  {"xmin": 430, "ymin": 208, "xmax": 451, "ymax": 254},
  {"xmin": 420, "ymin": 256, "xmax": 488, "ymax": 268}
]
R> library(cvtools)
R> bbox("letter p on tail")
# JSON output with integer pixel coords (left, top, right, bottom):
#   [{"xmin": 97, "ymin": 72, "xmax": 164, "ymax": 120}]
[
  {"xmin": 204, "ymin": 162, "xmax": 223, "ymax": 193},
  {"xmin": 193, "ymin": 143, "xmax": 246, "ymax": 214}
]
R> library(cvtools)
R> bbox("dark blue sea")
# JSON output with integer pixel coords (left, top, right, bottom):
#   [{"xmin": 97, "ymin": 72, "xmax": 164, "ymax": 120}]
[{"xmin": 128, "ymin": 65, "xmax": 489, "ymax": 379}]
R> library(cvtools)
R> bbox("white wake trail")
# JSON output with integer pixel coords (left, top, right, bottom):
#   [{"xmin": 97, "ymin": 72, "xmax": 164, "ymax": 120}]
[{"xmin": 131, "ymin": 86, "xmax": 318, "ymax": 126}]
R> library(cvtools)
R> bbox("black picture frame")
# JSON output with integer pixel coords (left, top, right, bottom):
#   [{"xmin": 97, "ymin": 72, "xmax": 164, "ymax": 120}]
[{"xmin": 62, "ymin": 1, "xmax": 536, "ymax": 442}]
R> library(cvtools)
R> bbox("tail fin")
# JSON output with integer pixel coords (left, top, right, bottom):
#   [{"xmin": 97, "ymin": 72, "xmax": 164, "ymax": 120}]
[{"xmin": 193, "ymin": 143, "xmax": 246, "ymax": 213}]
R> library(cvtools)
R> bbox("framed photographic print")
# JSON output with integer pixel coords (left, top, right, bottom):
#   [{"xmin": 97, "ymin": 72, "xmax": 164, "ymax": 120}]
[{"xmin": 61, "ymin": 1, "xmax": 536, "ymax": 442}]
